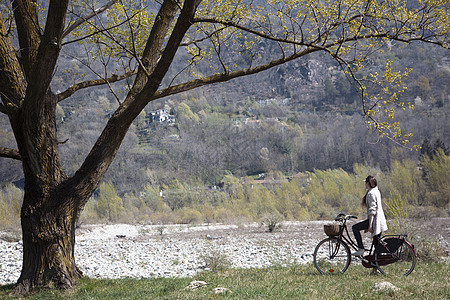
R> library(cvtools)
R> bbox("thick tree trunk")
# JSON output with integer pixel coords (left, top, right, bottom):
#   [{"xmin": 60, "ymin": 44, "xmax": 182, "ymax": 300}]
[
  {"xmin": 10, "ymin": 90, "xmax": 85, "ymax": 295},
  {"xmin": 12, "ymin": 190, "xmax": 83, "ymax": 295}
]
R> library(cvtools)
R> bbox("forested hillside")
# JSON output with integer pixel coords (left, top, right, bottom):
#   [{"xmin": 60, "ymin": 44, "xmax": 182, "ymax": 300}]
[{"xmin": 0, "ymin": 35, "xmax": 449, "ymax": 226}]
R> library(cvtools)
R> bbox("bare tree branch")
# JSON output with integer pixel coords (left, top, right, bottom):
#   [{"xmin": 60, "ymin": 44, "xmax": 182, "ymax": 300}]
[
  {"xmin": 62, "ymin": 16, "xmax": 133, "ymax": 46},
  {"xmin": 180, "ymin": 26, "xmax": 226, "ymax": 46},
  {"xmin": 0, "ymin": 147, "xmax": 22, "ymax": 160},
  {"xmin": 56, "ymin": 70, "xmax": 137, "ymax": 102},
  {"xmin": 97, "ymin": 44, "xmax": 123, "ymax": 104},
  {"xmin": 62, "ymin": 0, "xmax": 117, "ymax": 39},
  {"xmin": 152, "ymin": 46, "xmax": 318, "ymax": 100},
  {"xmin": 193, "ymin": 17, "xmax": 307, "ymax": 46}
]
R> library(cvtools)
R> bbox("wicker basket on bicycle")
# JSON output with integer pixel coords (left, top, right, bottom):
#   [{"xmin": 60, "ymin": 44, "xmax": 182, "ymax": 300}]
[{"xmin": 323, "ymin": 224, "xmax": 342, "ymax": 236}]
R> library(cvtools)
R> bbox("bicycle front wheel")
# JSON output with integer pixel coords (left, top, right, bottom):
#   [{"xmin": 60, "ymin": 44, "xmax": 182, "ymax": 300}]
[
  {"xmin": 313, "ymin": 237, "xmax": 351, "ymax": 275},
  {"xmin": 375, "ymin": 239, "xmax": 416, "ymax": 276}
]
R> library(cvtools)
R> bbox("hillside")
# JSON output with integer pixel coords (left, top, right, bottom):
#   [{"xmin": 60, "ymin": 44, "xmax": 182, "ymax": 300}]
[{"xmin": 0, "ymin": 40, "xmax": 449, "ymax": 195}]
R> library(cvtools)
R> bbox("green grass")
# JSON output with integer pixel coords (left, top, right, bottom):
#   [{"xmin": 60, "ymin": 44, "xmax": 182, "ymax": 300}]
[{"xmin": 0, "ymin": 262, "xmax": 448, "ymax": 299}]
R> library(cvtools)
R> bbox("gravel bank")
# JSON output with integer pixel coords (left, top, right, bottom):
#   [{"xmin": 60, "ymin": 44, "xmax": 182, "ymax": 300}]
[{"xmin": 0, "ymin": 221, "xmax": 327, "ymax": 285}]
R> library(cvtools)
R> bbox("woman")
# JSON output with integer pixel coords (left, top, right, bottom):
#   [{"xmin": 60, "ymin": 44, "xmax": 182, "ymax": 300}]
[{"xmin": 351, "ymin": 175, "xmax": 388, "ymax": 256}]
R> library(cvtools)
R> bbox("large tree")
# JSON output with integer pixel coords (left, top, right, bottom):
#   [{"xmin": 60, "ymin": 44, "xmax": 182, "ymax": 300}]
[{"xmin": 0, "ymin": 0, "xmax": 448, "ymax": 295}]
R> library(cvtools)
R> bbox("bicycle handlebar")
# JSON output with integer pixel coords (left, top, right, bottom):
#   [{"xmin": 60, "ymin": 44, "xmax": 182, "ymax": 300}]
[{"xmin": 334, "ymin": 213, "xmax": 358, "ymax": 222}]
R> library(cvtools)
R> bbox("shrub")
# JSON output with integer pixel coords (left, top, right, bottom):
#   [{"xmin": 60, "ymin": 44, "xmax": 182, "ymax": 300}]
[
  {"xmin": 177, "ymin": 208, "xmax": 202, "ymax": 224},
  {"xmin": 385, "ymin": 190, "xmax": 408, "ymax": 234},
  {"xmin": 198, "ymin": 247, "xmax": 230, "ymax": 271},
  {"xmin": 150, "ymin": 212, "xmax": 175, "ymax": 224},
  {"xmin": 261, "ymin": 212, "xmax": 283, "ymax": 232},
  {"xmin": 420, "ymin": 149, "xmax": 450, "ymax": 207},
  {"xmin": 95, "ymin": 182, "xmax": 125, "ymax": 222},
  {"xmin": 156, "ymin": 225, "xmax": 166, "ymax": 235},
  {"xmin": 409, "ymin": 234, "xmax": 446, "ymax": 262},
  {"xmin": 0, "ymin": 184, "xmax": 23, "ymax": 228},
  {"xmin": 78, "ymin": 198, "xmax": 99, "ymax": 224}
]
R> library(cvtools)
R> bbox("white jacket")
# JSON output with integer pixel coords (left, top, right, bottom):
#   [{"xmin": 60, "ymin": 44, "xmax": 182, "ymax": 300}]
[{"xmin": 366, "ymin": 186, "xmax": 388, "ymax": 237}]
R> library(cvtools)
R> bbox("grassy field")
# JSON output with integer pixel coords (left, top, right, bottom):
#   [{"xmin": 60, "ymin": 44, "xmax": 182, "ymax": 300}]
[{"xmin": 0, "ymin": 262, "xmax": 448, "ymax": 299}]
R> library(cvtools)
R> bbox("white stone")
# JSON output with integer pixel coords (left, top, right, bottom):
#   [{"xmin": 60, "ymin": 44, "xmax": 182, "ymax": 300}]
[
  {"xmin": 214, "ymin": 287, "xmax": 232, "ymax": 294},
  {"xmin": 372, "ymin": 281, "xmax": 400, "ymax": 292},
  {"xmin": 185, "ymin": 280, "xmax": 208, "ymax": 290}
]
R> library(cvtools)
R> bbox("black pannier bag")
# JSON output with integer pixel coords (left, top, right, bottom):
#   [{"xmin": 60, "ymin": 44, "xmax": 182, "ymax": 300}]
[{"xmin": 375, "ymin": 237, "xmax": 403, "ymax": 254}]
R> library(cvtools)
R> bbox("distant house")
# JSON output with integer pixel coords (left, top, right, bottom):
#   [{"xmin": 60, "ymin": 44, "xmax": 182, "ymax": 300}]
[{"xmin": 150, "ymin": 109, "xmax": 175, "ymax": 124}]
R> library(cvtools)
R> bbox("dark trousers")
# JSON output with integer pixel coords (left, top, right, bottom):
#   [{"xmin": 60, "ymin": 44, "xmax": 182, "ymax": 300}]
[
  {"xmin": 352, "ymin": 219, "xmax": 369, "ymax": 249},
  {"xmin": 352, "ymin": 219, "xmax": 380, "ymax": 250}
]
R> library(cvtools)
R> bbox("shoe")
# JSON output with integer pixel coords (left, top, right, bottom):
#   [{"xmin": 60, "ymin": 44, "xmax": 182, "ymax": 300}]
[
  {"xmin": 352, "ymin": 249, "xmax": 365, "ymax": 256},
  {"xmin": 370, "ymin": 268, "xmax": 380, "ymax": 275}
]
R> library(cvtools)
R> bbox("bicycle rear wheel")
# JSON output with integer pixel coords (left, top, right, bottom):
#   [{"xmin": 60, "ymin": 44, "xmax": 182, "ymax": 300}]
[
  {"xmin": 313, "ymin": 237, "xmax": 351, "ymax": 275},
  {"xmin": 375, "ymin": 239, "xmax": 416, "ymax": 276}
]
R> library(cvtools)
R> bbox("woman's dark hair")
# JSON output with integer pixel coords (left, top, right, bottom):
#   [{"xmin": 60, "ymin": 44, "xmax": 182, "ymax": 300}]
[
  {"xmin": 365, "ymin": 176, "xmax": 377, "ymax": 188},
  {"xmin": 361, "ymin": 176, "xmax": 377, "ymax": 207}
]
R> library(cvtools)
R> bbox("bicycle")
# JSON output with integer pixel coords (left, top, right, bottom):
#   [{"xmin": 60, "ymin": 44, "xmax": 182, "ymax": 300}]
[{"xmin": 313, "ymin": 213, "xmax": 417, "ymax": 276}]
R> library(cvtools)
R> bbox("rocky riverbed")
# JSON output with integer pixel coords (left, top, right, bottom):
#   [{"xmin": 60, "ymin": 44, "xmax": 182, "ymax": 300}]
[{"xmin": 1, "ymin": 218, "xmax": 448, "ymax": 286}]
